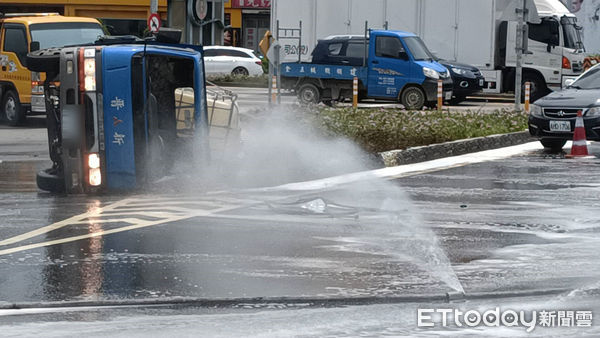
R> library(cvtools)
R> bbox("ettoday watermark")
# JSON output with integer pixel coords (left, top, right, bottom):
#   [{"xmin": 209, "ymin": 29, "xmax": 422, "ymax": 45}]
[{"xmin": 417, "ymin": 308, "xmax": 593, "ymax": 332}]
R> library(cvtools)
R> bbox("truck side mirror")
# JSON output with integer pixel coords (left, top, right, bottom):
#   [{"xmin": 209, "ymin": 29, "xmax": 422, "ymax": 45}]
[
  {"xmin": 30, "ymin": 41, "xmax": 40, "ymax": 52},
  {"xmin": 398, "ymin": 51, "xmax": 409, "ymax": 61}
]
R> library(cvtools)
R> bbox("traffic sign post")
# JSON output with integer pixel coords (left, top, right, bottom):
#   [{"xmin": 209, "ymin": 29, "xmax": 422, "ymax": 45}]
[{"xmin": 148, "ymin": 13, "xmax": 161, "ymax": 34}]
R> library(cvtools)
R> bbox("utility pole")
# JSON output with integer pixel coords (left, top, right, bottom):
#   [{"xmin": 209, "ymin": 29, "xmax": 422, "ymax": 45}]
[
  {"xmin": 151, "ymin": 0, "xmax": 158, "ymax": 14},
  {"xmin": 514, "ymin": 0, "xmax": 527, "ymax": 111}
]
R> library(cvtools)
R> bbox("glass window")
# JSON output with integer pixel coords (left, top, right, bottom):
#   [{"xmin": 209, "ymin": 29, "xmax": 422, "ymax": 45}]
[
  {"xmin": 204, "ymin": 49, "xmax": 218, "ymax": 57},
  {"xmin": 375, "ymin": 36, "xmax": 405, "ymax": 59},
  {"xmin": 561, "ymin": 16, "xmax": 583, "ymax": 50},
  {"xmin": 528, "ymin": 19, "xmax": 559, "ymax": 46},
  {"xmin": 327, "ymin": 43, "xmax": 343, "ymax": 56},
  {"xmin": 227, "ymin": 50, "xmax": 252, "ymax": 58},
  {"xmin": 403, "ymin": 36, "xmax": 434, "ymax": 61},
  {"xmin": 345, "ymin": 42, "xmax": 366, "ymax": 58},
  {"xmin": 29, "ymin": 22, "xmax": 105, "ymax": 49},
  {"xmin": 572, "ymin": 67, "xmax": 600, "ymax": 89},
  {"xmin": 3, "ymin": 26, "xmax": 28, "ymax": 65}
]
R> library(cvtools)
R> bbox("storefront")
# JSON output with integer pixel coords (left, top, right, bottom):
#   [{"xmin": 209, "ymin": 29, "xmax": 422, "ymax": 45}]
[
  {"xmin": 224, "ymin": 0, "xmax": 270, "ymax": 51},
  {"xmin": 0, "ymin": 0, "xmax": 168, "ymax": 36}
]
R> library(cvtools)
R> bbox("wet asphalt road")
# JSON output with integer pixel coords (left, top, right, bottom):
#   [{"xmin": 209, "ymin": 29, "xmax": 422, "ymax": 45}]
[{"xmin": 2, "ymin": 117, "xmax": 600, "ymax": 336}]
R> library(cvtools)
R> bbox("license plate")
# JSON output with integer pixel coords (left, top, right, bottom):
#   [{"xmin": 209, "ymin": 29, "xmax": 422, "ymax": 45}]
[
  {"xmin": 549, "ymin": 120, "xmax": 571, "ymax": 132},
  {"xmin": 445, "ymin": 92, "xmax": 452, "ymax": 100},
  {"xmin": 479, "ymin": 79, "xmax": 484, "ymax": 87}
]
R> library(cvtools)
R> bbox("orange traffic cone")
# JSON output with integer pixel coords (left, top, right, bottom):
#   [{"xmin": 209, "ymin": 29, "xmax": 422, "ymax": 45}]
[{"xmin": 566, "ymin": 110, "xmax": 590, "ymax": 158}]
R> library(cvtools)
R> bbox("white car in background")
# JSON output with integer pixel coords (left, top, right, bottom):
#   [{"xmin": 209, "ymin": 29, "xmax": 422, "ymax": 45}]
[{"xmin": 203, "ymin": 46, "xmax": 264, "ymax": 76}]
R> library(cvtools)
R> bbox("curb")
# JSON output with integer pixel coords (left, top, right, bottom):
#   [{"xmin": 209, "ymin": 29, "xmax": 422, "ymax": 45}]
[
  {"xmin": 379, "ymin": 131, "xmax": 534, "ymax": 167},
  {"xmin": 0, "ymin": 288, "xmax": 568, "ymax": 311}
]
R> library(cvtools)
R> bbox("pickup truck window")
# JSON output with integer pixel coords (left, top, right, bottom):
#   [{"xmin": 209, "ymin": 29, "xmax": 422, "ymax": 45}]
[
  {"xmin": 375, "ymin": 36, "xmax": 405, "ymax": 59},
  {"xmin": 345, "ymin": 42, "xmax": 365, "ymax": 58},
  {"xmin": 327, "ymin": 43, "xmax": 343, "ymax": 56},
  {"xmin": 3, "ymin": 25, "xmax": 28, "ymax": 66},
  {"xmin": 403, "ymin": 36, "xmax": 434, "ymax": 61}
]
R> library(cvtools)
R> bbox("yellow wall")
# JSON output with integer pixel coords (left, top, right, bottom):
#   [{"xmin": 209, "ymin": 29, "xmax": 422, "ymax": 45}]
[
  {"xmin": 4, "ymin": 0, "xmax": 167, "ymax": 20},
  {"xmin": 225, "ymin": 8, "xmax": 242, "ymax": 28}
]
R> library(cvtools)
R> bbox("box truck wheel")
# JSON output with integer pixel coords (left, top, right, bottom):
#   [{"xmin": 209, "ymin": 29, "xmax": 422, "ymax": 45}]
[
  {"xmin": 298, "ymin": 83, "xmax": 321, "ymax": 105},
  {"xmin": 36, "ymin": 168, "xmax": 65, "ymax": 193},
  {"xmin": 400, "ymin": 86, "xmax": 425, "ymax": 110},
  {"xmin": 522, "ymin": 72, "xmax": 548, "ymax": 103},
  {"xmin": 2, "ymin": 90, "xmax": 25, "ymax": 126},
  {"xmin": 540, "ymin": 139, "xmax": 566, "ymax": 152}
]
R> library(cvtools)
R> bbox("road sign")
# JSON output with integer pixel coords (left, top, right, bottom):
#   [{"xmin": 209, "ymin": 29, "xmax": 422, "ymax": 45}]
[{"xmin": 148, "ymin": 13, "xmax": 161, "ymax": 34}]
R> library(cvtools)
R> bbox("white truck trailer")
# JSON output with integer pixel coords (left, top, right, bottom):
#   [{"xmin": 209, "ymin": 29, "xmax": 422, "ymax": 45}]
[{"xmin": 272, "ymin": 0, "xmax": 586, "ymax": 100}]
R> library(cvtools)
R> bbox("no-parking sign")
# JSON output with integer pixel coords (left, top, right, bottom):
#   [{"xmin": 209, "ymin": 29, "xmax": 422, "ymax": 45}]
[{"xmin": 148, "ymin": 13, "xmax": 161, "ymax": 34}]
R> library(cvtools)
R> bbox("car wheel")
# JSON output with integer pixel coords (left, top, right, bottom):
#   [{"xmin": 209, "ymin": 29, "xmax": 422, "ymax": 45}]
[
  {"xmin": 523, "ymin": 72, "xmax": 549, "ymax": 103},
  {"xmin": 297, "ymin": 83, "xmax": 321, "ymax": 105},
  {"xmin": 2, "ymin": 90, "xmax": 24, "ymax": 126},
  {"xmin": 540, "ymin": 139, "xmax": 567, "ymax": 151},
  {"xmin": 448, "ymin": 95, "xmax": 466, "ymax": 105},
  {"xmin": 26, "ymin": 48, "xmax": 62, "ymax": 73},
  {"xmin": 36, "ymin": 168, "xmax": 65, "ymax": 193},
  {"xmin": 231, "ymin": 67, "xmax": 249, "ymax": 76},
  {"xmin": 400, "ymin": 86, "xmax": 426, "ymax": 110}
]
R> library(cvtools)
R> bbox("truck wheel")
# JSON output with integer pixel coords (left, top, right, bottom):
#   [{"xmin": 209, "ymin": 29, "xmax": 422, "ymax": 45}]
[
  {"xmin": 540, "ymin": 139, "xmax": 566, "ymax": 152},
  {"xmin": 400, "ymin": 86, "xmax": 425, "ymax": 110},
  {"xmin": 523, "ymin": 73, "xmax": 549, "ymax": 103},
  {"xmin": 298, "ymin": 83, "xmax": 321, "ymax": 105},
  {"xmin": 26, "ymin": 48, "xmax": 62, "ymax": 73},
  {"xmin": 2, "ymin": 90, "xmax": 25, "ymax": 126},
  {"xmin": 36, "ymin": 168, "xmax": 65, "ymax": 193}
]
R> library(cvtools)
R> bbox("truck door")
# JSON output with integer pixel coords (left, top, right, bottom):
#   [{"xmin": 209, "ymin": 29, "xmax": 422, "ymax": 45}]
[
  {"xmin": 0, "ymin": 23, "xmax": 31, "ymax": 105},
  {"xmin": 523, "ymin": 19, "xmax": 562, "ymax": 85},
  {"xmin": 367, "ymin": 35, "xmax": 411, "ymax": 99}
]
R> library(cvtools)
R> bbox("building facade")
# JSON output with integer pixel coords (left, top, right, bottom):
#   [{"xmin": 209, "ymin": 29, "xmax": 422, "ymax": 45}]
[{"xmin": 224, "ymin": 0, "xmax": 270, "ymax": 51}]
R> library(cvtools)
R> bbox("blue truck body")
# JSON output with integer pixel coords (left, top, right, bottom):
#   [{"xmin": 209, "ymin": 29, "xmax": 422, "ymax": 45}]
[{"xmin": 281, "ymin": 30, "xmax": 453, "ymax": 109}]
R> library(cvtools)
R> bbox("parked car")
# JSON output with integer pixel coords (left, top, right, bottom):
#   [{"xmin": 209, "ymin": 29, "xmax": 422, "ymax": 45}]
[
  {"xmin": 529, "ymin": 64, "xmax": 600, "ymax": 151},
  {"xmin": 203, "ymin": 46, "xmax": 264, "ymax": 77},
  {"xmin": 436, "ymin": 59, "xmax": 485, "ymax": 104}
]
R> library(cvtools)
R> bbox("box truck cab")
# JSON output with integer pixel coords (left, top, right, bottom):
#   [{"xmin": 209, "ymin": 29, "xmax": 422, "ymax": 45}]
[
  {"xmin": 0, "ymin": 13, "xmax": 104, "ymax": 125},
  {"xmin": 493, "ymin": 0, "xmax": 585, "ymax": 101},
  {"xmin": 281, "ymin": 30, "xmax": 452, "ymax": 110}
]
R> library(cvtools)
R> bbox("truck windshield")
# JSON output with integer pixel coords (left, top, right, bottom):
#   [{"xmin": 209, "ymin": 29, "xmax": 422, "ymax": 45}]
[
  {"xmin": 29, "ymin": 22, "xmax": 105, "ymax": 49},
  {"xmin": 403, "ymin": 36, "xmax": 434, "ymax": 61},
  {"xmin": 561, "ymin": 16, "xmax": 584, "ymax": 50}
]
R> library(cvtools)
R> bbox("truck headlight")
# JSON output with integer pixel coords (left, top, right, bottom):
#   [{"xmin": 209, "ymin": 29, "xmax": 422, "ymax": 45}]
[
  {"xmin": 586, "ymin": 107, "xmax": 600, "ymax": 117},
  {"xmin": 530, "ymin": 104, "xmax": 543, "ymax": 117},
  {"xmin": 423, "ymin": 67, "xmax": 440, "ymax": 80},
  {"xmin": 79, "ymin": 48, "xmax": 96, "ymax": 92},
  {"xmin": 88, "ymin": 153, "xmax": 100, "ymax": 169}
]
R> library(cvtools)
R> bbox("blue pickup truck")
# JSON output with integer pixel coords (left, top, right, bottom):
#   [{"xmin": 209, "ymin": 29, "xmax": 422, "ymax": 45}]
[
  {"xmin": 281, "ymin": 30, "xmax": 453, "ymax": 110},
  {"xmin": 26, "ymin": 32, "xmax": 212, "ymax": 193}
]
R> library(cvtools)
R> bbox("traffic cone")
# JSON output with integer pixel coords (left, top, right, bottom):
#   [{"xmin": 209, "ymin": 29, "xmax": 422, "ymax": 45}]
[{"xmin": 566, "ymin": 110, "xmax": 590, "ymax": 158}]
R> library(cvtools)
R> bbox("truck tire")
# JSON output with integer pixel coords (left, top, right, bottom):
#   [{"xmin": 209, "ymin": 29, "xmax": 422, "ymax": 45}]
[
  {"xmin": 2, "ymin": 90, "xmax": 25, "ymax": 126},
  {"xmin": 523, "ymin": 72, "xmax": 549, "ymax": 103},
  {"xmin": 400, "ymin": 86, "xmax": 426, "ymax": 110},
  {"xmin": 26, "ymin": 48, "xmax": 62, "ymax": 73},
  {"xmin": 36, "ymin": 168, "xmax": 65, "ymax": 193},
  {"xmin": 298, "ymin": 83, "xmax": 321, "ymax": 105},
  {"xmin": 540, "ymin": 139, "xmax": 566, "ymax": 152}
]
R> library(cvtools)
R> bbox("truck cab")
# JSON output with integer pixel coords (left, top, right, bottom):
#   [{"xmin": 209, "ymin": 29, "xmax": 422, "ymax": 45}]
[
  {"xmin": 0, "ymin": 13, "xmax": 104, "ymax": 125},
  {"xmin": 27, "ymin": 33, "xmax": 236, "ymax": 194},
  {"xmin": 281, "ymin": 30, "xmax": 452, "ymax": 110}
]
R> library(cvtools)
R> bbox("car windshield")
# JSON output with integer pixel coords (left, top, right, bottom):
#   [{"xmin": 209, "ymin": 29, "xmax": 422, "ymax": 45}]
[
  {"xmin": 29, "ymin": 22, "xmax": 105, "ymax": 49},
  {"xmin": 403, "ymin": 36, "xmax": 434, "ymax": 61},
  {"xmin": 572, "ymin": 66, "xmax": 600, "ymax": 89},
  {"xmin": 561, "ymin": 16, "xmax": 584, "ymax": 50}
]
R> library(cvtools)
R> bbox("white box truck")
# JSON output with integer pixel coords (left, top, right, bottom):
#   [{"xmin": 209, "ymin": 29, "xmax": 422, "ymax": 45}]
[{"xmin": 272, "ymin": 0, "xmax": 586, "ymax": 101}]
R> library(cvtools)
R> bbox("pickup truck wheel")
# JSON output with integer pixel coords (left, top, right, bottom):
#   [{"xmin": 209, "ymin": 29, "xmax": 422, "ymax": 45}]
[
  {"xmin": 298, "ymin": 83, "xmax": 321, "ymax": 105},
  {"xmin": 2, "ymin": 90, "xmax": 25, "ymax": 126},
  {"xmin": 26, "ymin": 48, "xmax": 62, "ymax": 73},
  {"xmin": 400, "ymin": 86, "xmax": 425, "ymax": 110},
  {"xmin": 540, "ymin": 139, "xmax": 566, "ymax": 152}
]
